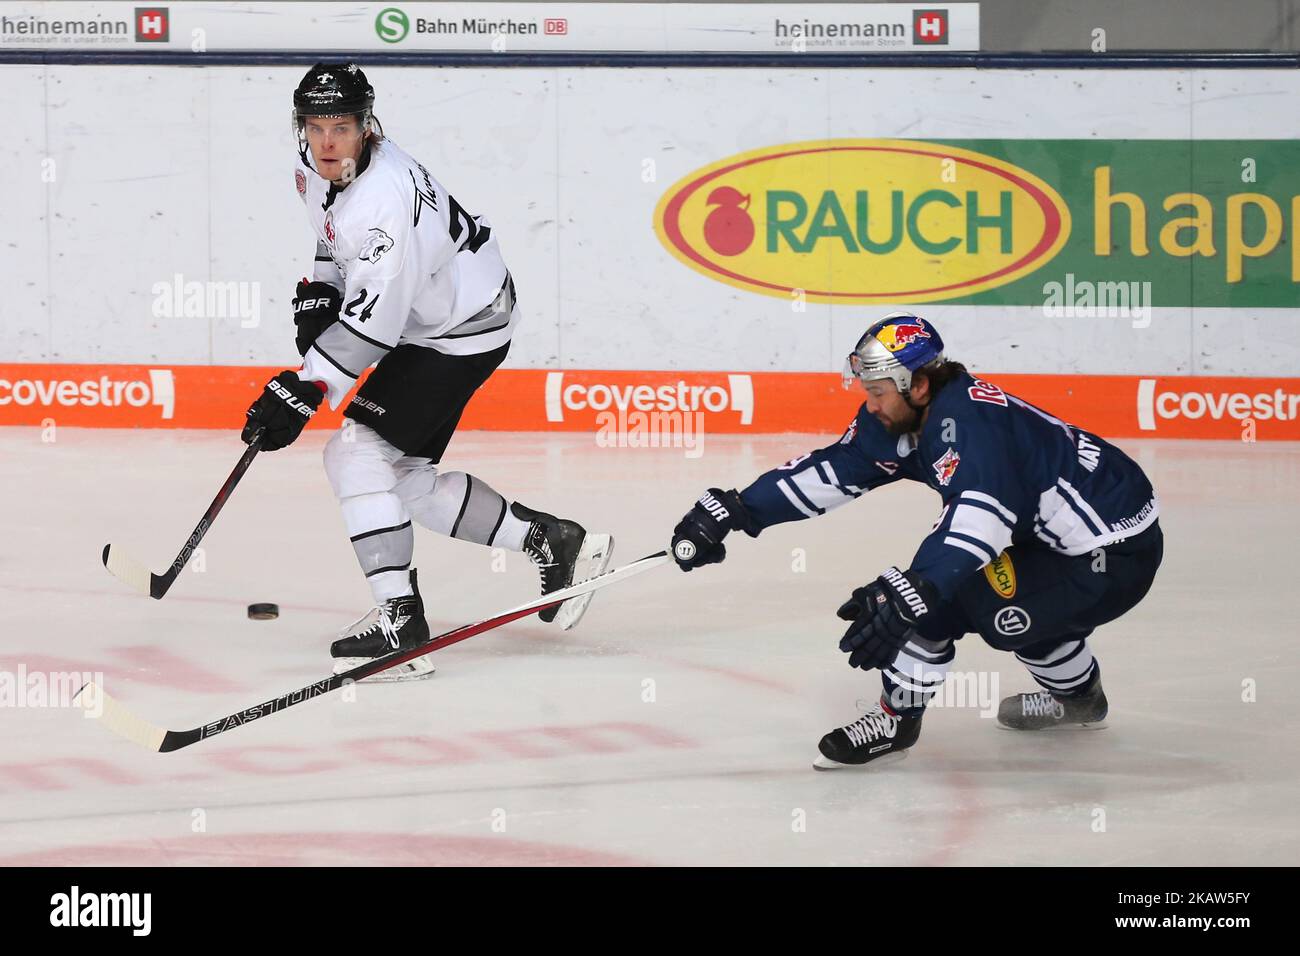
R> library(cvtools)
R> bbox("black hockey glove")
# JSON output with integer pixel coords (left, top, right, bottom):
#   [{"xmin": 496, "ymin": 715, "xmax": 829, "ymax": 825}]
[
  {"xmin": 671, "ymin": 488, "xmax": 751, "ymax": 571},
  {"xmin": 242, "ymin": 371, "xmax": 324, "ymax": 451},
  {"xmin": 292, "ymin": 278, "xmax": 342, "ymax": 356},
  {"xmin": 837, "ymin": 567, "xmax": 940, "ymax": 670}
]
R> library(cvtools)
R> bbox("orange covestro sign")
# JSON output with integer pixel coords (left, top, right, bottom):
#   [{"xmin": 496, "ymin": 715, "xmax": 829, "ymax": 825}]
[
  {"xmin": 653, "ymin": 139, "xmax": 1071, "ymax": 303},
  {"xmin": 1, "ymin": 365, "xmax": 1297, "ymax": 441}
]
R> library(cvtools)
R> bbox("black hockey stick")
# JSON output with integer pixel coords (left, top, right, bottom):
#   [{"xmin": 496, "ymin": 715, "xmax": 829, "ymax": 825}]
[
  {"xmin": 75, "ymin": 550, "xmax": 670, "ymax": 752},
  {"xmin": 102, "ymin": 429, "xmax": 265, "ymax": 599}
]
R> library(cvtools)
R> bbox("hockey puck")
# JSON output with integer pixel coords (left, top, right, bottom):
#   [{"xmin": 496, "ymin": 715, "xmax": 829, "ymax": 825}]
[{"xmin": 247, "ymin": 603, "xmax": 280, "ymax": 621}]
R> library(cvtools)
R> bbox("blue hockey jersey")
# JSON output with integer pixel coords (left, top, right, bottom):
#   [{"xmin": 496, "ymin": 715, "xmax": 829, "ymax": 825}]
[{"xmin": 739, "ymin": 372, "xmax": 1159, "ymax": 600}]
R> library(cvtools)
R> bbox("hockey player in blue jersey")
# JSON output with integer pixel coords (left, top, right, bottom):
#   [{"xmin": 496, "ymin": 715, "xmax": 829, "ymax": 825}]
[{"xmin": 670, "ymin": 313, "xmax": 1163, "ymax": 769}]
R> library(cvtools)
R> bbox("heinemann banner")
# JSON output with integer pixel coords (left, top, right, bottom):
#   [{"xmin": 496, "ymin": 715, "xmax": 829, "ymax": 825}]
[
  {"xmin": 654, "ymin": 138, "xmax": 1300, "ymax": 306},
  {"xmin": 0, "ymin": 2, "xmax": 980, "ymax": 52}
]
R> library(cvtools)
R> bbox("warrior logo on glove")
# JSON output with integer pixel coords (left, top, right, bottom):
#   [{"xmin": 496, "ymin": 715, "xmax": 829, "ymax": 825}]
[
  {"xmin": 670, "ymin": 488, "xmax": 754, "ymax": 571},
  {"xmin": 880, "ymin": 566, "xmax": 930, "ymax": 616},
  {"xmin": 837, "ymin": 566, "xmax": 940, "ymax": 671}
]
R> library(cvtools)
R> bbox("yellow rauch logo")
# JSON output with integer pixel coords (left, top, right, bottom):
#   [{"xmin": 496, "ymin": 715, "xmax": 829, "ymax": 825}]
[
  {"xmin": 984, "ymin": 552, "xmax": 1017, "ymax": 598},
  {"xmin": 654, "ymin": 139, "xmax": 1071, "ymax": 303}
]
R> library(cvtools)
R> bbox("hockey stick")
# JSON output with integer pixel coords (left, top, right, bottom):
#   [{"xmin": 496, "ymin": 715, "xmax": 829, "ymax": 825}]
[
  {"xmin": 102, "ymin": 429, "xmax": 265, "ymax": 599},
  {"xmin": 75, "ymin": 550, "xmax": 670, "ymax": 752}
]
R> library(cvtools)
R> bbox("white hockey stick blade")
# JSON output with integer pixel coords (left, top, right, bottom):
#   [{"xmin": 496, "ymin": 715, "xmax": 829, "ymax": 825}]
[
  {"xmin": 74, "ymin": 681, "xmax": 167, "ymax": 752},
  {"xmin": 101, "ymin": 543, "xmax": 153, "ymax": 596},
  {"xmin": 556, "ymin": 533, "xmax": 615, "ymax": 631}
]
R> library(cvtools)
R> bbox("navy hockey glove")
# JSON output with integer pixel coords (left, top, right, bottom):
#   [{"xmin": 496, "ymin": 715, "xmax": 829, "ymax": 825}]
[
  {"xmin": 837, "ymin": 567, "xmax": 940, "ymax": 670},
  {"xmin": 292, "ymin": 278, "xmax": 342, "ymax": 356},
  {"xmin": 242, "ymin": 371, "xmax": 324, "ymax": 451},
  {"xmin": 671, "ymin": 488, "xmax": 751, "ymax": 571}
]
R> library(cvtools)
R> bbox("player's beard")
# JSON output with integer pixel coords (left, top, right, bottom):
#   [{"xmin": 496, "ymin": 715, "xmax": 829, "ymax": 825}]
[{"xmin": 884, "ymin": 399, "xmax": 925, "ymax": 436}]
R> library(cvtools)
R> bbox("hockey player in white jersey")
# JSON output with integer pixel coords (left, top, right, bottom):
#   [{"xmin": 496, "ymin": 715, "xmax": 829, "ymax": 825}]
[
  {"xmin": 670, "ymin": 313, "xmax": 1163, "ymax": 769},
  {"xmin": 241, "ymin": 63, "xmax": 612, "ymax": 680}
]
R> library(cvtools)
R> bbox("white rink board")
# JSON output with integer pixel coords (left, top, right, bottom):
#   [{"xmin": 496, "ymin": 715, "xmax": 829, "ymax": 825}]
[{"xmin": 3, "ymin": 65, "xmax": 1298, "ymax": 374}]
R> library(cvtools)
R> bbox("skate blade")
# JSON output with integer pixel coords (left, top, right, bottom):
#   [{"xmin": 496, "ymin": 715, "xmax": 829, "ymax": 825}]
[
  {"xmin": 995, "ymin": 719, "xmax": 1108, "ymax": 732},
  {"xmin": 332, "ymin": 656, "xmax": 436, "ymax": 683},
  {"xmin": 812, "ymin": 750, "xmax": 910, "ymax": 771},
  {"xmin": 555, "ymin": 533, "xmax": 614, "ymax": 632}
]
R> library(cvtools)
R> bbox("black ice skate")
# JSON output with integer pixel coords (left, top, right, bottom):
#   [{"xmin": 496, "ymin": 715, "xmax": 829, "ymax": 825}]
[
  {"xmin": 814, "ymin": 698, "xmax": 923, "ymax": 770},
  {"xmin": 330, "ymin": 570, "xmax": 433, "ymax": 682},
  {"xmin": 997, "ymin": 680, "xmax": 1108, "ymax": 730},
  {"xmin": 512, "ymin": 503, "xmax": 613, "ymax": 630}
]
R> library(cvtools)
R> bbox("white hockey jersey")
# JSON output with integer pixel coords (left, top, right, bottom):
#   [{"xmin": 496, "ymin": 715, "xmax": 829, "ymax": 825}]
[{"xmin": 295, "ymin": 137, "xmax": 518, "ymax": 409}]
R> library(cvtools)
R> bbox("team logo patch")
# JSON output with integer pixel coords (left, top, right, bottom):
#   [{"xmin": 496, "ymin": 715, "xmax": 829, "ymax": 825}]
[
  {"xmin": 993, "ymin": 606, "xmax": 1031, "ymax": 636},
  {"xmin": 359, "ymin": 228, "xmax": 394, "ymax": 263},
  {"xmin": 295, "ymin": 169, "xmax": 306, "ymax": 196},
  {"xmin": 983, "ymin": 551, "xmax": 1017, "ymax": 598},
  {"xmin": 323, "ymin": 211, "xmax": 336, "ymax": 246},
  {"xmin": 932, "ymin": 447, "xmax": 960, "ymax": 486}
]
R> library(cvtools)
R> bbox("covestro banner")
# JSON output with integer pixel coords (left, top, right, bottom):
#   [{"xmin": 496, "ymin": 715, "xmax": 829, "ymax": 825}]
[{"xmin": 3, "ymin": 365, "xmax": 1297, "ymax": 440}]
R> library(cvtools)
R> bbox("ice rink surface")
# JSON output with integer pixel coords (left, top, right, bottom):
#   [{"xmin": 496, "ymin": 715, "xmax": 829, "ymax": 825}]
[{"xmin": 1, "ymin": 426, "xmax": 1297, "ymax": 866}]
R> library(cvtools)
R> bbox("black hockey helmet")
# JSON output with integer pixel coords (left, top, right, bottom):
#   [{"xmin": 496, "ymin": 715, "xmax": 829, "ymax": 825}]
[{"xmin": 292, "ymin": 63, "xmax": 377, "ymax": 145}]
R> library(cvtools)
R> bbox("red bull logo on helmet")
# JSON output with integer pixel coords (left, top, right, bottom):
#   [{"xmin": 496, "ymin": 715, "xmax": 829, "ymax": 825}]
[{"xmin": 874, "ymin": 320, "xmax": 932, "ymax": 353}]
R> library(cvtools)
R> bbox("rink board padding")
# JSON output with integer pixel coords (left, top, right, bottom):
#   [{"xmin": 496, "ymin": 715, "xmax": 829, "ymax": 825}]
[{"xmin": 0, "ymin": 363, "xmax": 1298, "ymax": 440}]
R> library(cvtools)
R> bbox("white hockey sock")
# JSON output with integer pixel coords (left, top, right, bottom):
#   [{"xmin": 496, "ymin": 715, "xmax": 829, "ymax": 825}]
[
  {"xmin": 340, "ymin": 492, "xmax": 414, "ymax": 603},
  {"xmin": 393, "ymin": 457, "xmax": 530, "ymax": 550},
  {"xmin": 323, "ymin": 424, "xmax": 415, "ymax": 604},
  {"xmin": 493, "ymin": 504, "xmax": 531, "ymax": 552},
  {"xmin": 1016, "ymin": 639, "xmax": 1097, "ymax": 695},
  {"xmin": 882, "ymin": 638, "xmax": 956, "ymax": 713}
]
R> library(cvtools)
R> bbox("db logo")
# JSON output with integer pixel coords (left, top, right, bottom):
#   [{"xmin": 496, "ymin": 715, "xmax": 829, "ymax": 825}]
[
  {"xmin": 544, "ymin": 18, "xmax": 568, "ymax": 35},
  {"xmin": 913, "ymin": 9, "xmax": 948, "ymax": 45}
]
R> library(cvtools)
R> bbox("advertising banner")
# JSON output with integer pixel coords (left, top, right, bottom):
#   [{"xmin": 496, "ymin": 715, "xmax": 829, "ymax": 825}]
[
  {"xmin": 4, "ymin": 364, "xmax": 1298, "ymax": 441},
  {"xmin": 654, "ymin": 138, "xmax": 1299, "ymax": 306},
  {"xmin": 0, "ymin": 2, "xmax": 980, "ymax": 53}
]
